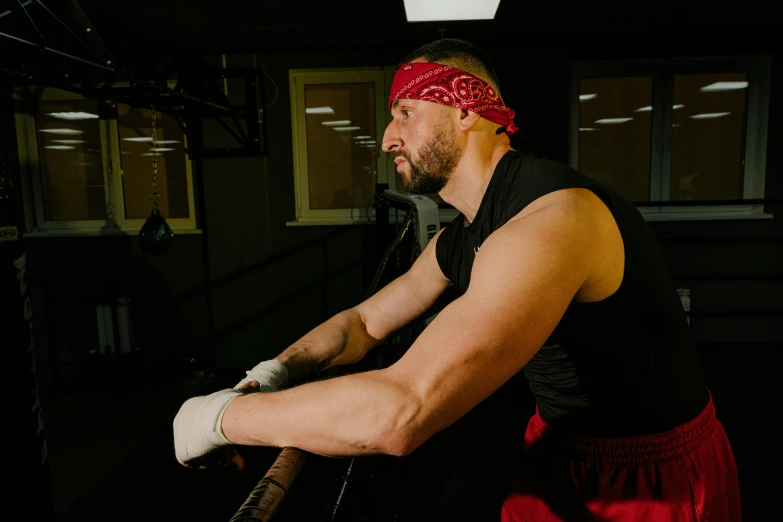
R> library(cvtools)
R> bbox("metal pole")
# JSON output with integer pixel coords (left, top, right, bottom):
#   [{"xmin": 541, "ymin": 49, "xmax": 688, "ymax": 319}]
[{"xmin": 188, "ymin": 115, "xmax": 216, "ymax": 362}]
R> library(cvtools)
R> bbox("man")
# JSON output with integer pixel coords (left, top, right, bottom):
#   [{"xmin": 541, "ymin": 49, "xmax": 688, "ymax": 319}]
[{"xmin": 174, "ymin": 39, "xmax": 740, "ymax": 521}]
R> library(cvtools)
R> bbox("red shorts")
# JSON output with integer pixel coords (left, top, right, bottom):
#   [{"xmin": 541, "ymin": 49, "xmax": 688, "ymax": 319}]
[{"xmin": 501, "ymin": 394, "xmax": 740, "ymax": 521}]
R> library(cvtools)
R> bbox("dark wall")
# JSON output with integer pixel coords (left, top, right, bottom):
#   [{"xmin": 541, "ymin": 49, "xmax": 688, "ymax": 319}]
[{"xmin": 2, "ymin": 49, "xmax": 375, "ymax": 393}]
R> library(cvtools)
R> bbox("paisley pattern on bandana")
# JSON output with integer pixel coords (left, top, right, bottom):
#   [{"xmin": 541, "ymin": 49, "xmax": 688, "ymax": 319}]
[{"xmin": 389, "ymin": 63, "xmax": 519, "ymax": 135}]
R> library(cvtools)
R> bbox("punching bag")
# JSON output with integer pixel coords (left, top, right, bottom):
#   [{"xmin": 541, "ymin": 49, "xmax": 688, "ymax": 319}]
[
  {"xmin": 0, "ymin": 152, "xmax": 54, "ymax": 519},
  {"xmin": 138, "ymin": 106, "xmax": 174, "ymax": 257},
  {"xmin": 139, "ymin": 207, "xmax": 174, "ymax": 256}
]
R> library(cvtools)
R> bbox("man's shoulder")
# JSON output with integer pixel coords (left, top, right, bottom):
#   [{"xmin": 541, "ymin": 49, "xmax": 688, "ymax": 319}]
[
  {"xmin": 502, "ymin": 151, "xmax": 598, "ymax": 200},
  {"xmin": 505, "ymin": 186, "xmax": 597, "ymax": 227},
  {"xmin": 507, "ymin": 151, "xmax": 579, "ymax": 176}
]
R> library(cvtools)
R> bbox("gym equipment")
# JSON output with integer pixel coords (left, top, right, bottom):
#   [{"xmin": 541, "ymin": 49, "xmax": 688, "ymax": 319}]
[
  {"xmin": 379, "ymin": 189, "xmax": 440, "ymax": 255},
  {"xmin": 228, "ymin": 447, "xmax": 306, "ymax": 522},
  {"xmin": 138, "ymin": 105, "xmax": 174, "ymax": 256},
  {"xmin": 1, "ymin": 152, "xmax": 54, "ymax": 519}
]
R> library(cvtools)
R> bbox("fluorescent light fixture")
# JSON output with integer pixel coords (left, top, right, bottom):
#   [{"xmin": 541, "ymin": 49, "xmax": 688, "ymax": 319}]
[
  {"xmin": 52, "ymin": 139, "xmax": 86, "ymax": 144},
  {"xmin": 142, "ymin": 152, "xmax": 165, "ymax": 156},
  {"xmin": 154, "ymin": 140, "xmax": 181, "ymax": 145},
  {"xmin": 352, "ymin": 136, "xmax": 372, "ymax": 140},
  {"xmin": 149, "ymin": 147, "xmax": 176, "ymax": 152},
  {"xmin": 47, "ymin": 111, "xmax": 99, "ymax": 120},
  {"xmin": 1, "ymin": 1, "xmax": 31, "ymax": 20},
  {"xmin": 306, "ymin": 107, "xmax": 335, "ymax": 115},
  {"xmin": 689, "ymin": 112, "xmax": 731, "ymax": 119},
  {"xmin": 595, "ymin": 118, "xmax": 633, "ymax": 124},
  {"xmin": 333, "ymin": 126, "xmax": 361, "ymax": 131},
  {"xmin": 626, "ymin": 105, "xmax": 684, "ymax": 113},
  {"xmin": 579, "ymin": 94, "xmax": 597, "ymax": 102},
  {"xmin": 38, "ymin": 128, "xmax": 83, "ymax": 135},
  {"xmin": 44, "ymin": 145, "xmax": 75, "ymax": 150},
  {"xmin": 122, "ymin": 137, "xmax": 154, "ymax": 142},
  {"xmin": 579, "ymin": 128, "xmax": 598, "ymax": 132},
  {"xmin": 672, "ymin": 124, "xmax": 683, "ymax": 127},
  {"xmin": 322, "ymin": 120, "xmax": 352, "ymax": 126},
  {"xmin": 403, "ymin": 0, "xmax": 501, "ymax": 22},
  {"xmin": 357, "ymin": 140, "xmax": 376, "ymax": 144},
  {"xmin": 700, "ymin": 81, "xmax": 749, "ymax": 92}
]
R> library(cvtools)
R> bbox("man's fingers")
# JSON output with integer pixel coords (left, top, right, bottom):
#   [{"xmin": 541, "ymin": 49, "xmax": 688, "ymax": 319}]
[
  {"xmin": 239, "ymin": 381, "xmax": 260, "ymax": 392},
  {"xmin": 230, "ymin": 449, "xmax": 245, "ymax": 471},
  {"xmin": 182, "ymin": 445, "xmax": 244, "ymax": 470}
]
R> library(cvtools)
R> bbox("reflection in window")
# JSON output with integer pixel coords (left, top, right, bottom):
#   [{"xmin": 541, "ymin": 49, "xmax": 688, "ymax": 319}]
[
  {"xmin": 35, "ymin": 97, "xmax": 106, "ymax": 221},
  {"xmin": 671, "ymin": 73, "xmax": 748, "ymax": 201},
  {"xmin": 305, "ymin": 83, "xmax": 377, "ymax": 210},
  {"xmin": 578, "ymin": 77, "xmax": 653, "ymax": 202},
  {"xmin": 117, "ymin": 105, "xmax": 190, "ymax": 219}
]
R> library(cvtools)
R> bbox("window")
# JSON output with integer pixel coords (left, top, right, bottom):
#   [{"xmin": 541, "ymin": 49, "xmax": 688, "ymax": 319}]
[
  {"xmin": 15, "ymin": 88, "xmax": 197, "ymax": 235},
  {"xmin": 33, "ymin": 96, "xmax": 107, "ymax": 222},
  {"xmin": 570, "ymin": 57, "xmax": 771, "ymax": 221},
  {"xmin": 288, "ymin": 68, "xmax": 393, "ymax": 225},
  {"xmin": 289, "ymin": 67, "xmax": 460, "ymax": 226},
  {"xmin": 115, "ymin": 104, "xmax": 195, "ymax": 230}
]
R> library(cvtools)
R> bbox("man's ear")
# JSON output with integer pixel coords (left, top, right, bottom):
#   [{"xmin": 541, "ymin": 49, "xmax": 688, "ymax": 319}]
[{"xmin": 458, "ymin": 109, "xmax": 482, "ymax": 131}]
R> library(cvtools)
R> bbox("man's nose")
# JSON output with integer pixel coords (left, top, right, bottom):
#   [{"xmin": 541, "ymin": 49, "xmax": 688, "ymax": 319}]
[{"xmin": 382, "ymin": 121, "xmax": 402, "ymax": 153}]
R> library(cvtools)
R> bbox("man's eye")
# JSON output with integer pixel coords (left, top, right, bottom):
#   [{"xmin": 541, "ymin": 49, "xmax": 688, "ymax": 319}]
[{"xmin": 402, "ymin": 110, "xmax": 411, "ymax": 118}]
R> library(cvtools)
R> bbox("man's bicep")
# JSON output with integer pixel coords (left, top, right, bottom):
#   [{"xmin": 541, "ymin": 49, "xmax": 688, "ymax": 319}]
[
  {"xmin": 462, "ymin": 204, "xmax": 593, "ymax": 352},
  {"xmin": 356, "ymin": 229, "xmax": 451, "ymax": 341},
  {"xmin": 381, "ymin": 210, "xmax": 593, "ymax": 448}
]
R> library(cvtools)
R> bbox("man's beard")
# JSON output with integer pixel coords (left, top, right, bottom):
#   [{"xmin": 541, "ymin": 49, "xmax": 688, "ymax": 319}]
[{"xmin": 398, "ymin": 121, "xmax": 464, "ymax": 195}]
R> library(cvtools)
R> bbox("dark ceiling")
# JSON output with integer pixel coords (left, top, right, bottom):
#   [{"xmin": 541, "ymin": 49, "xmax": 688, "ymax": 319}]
[
  {"xmin": 75, "ymin": 0, "xmax": 776, "ymax": 51},
  {"xmin": 0, "ymin": 0, "xmax": 777, "ymax": 90},
  {"xmin": 3, "ymin": 0, "xmax": 777, "ymax": 54}
]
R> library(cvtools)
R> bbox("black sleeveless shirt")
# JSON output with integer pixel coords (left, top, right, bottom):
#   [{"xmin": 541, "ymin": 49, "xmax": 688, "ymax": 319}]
[{"xmin": 435, "ymin": 150, "xmax": 708, "ymax": 436}]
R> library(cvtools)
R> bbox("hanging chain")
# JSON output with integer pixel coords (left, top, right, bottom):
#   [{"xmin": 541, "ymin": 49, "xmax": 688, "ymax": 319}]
[
  {"xmin": 104, "ymin": 117, "xmax": 115, "ymax": 222},
  {"xmin": 151, "ymin": 104, "xmax": 160, "ymax": 212}
]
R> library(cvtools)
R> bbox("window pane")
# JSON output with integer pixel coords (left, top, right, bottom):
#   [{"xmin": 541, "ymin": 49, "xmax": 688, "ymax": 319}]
[
  {"xmin": 35, "ymin": 96, "xmax": 106, "ymax": 221},
  {"xmin": 305, "ymin": 83, "xmax": 377, "ymax": 210},
  {"xmin": 118, "ymin": 105, "xmax": 190, "ymax": 219},
  {"xmin": 670, "ymin": 73, "xmax": 748, "ymax": 201},
  {"xmin": 578, "ymin": 77, "xmax": 653, "ymax": 202}
]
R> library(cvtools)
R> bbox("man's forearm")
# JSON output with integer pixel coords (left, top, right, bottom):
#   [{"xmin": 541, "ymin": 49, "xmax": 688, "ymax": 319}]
[
  {"xmin": 274, "ymin": 308, "xmax": 381, "ymax": 382},
  {"xmin": 221, "ymin": 369, "xmax": 418, "ymax": 457}
]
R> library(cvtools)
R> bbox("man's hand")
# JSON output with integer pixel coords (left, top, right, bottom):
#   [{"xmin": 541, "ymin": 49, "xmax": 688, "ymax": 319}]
[
  {"xmin": 234, "ymin": 359, "xmax": 288, "ymax": 391},
  {"xmin": 173, "ymin": 388, "xmax": 242, "ymax": 467}
]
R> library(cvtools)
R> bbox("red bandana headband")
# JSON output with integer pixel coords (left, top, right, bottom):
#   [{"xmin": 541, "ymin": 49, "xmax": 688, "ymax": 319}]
[{"xmin": 389, "ymin": 62, "xmax": 518, "ymax": 135}]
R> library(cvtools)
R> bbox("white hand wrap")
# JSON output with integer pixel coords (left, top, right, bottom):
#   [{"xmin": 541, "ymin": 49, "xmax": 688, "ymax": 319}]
[
  {"xmin": 235, "ymin": 359, "xmax": 289, "ymax": 391},
  {"xmin": 173, "ymin": 388, "xmax": 241, "ymax": 465}
]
